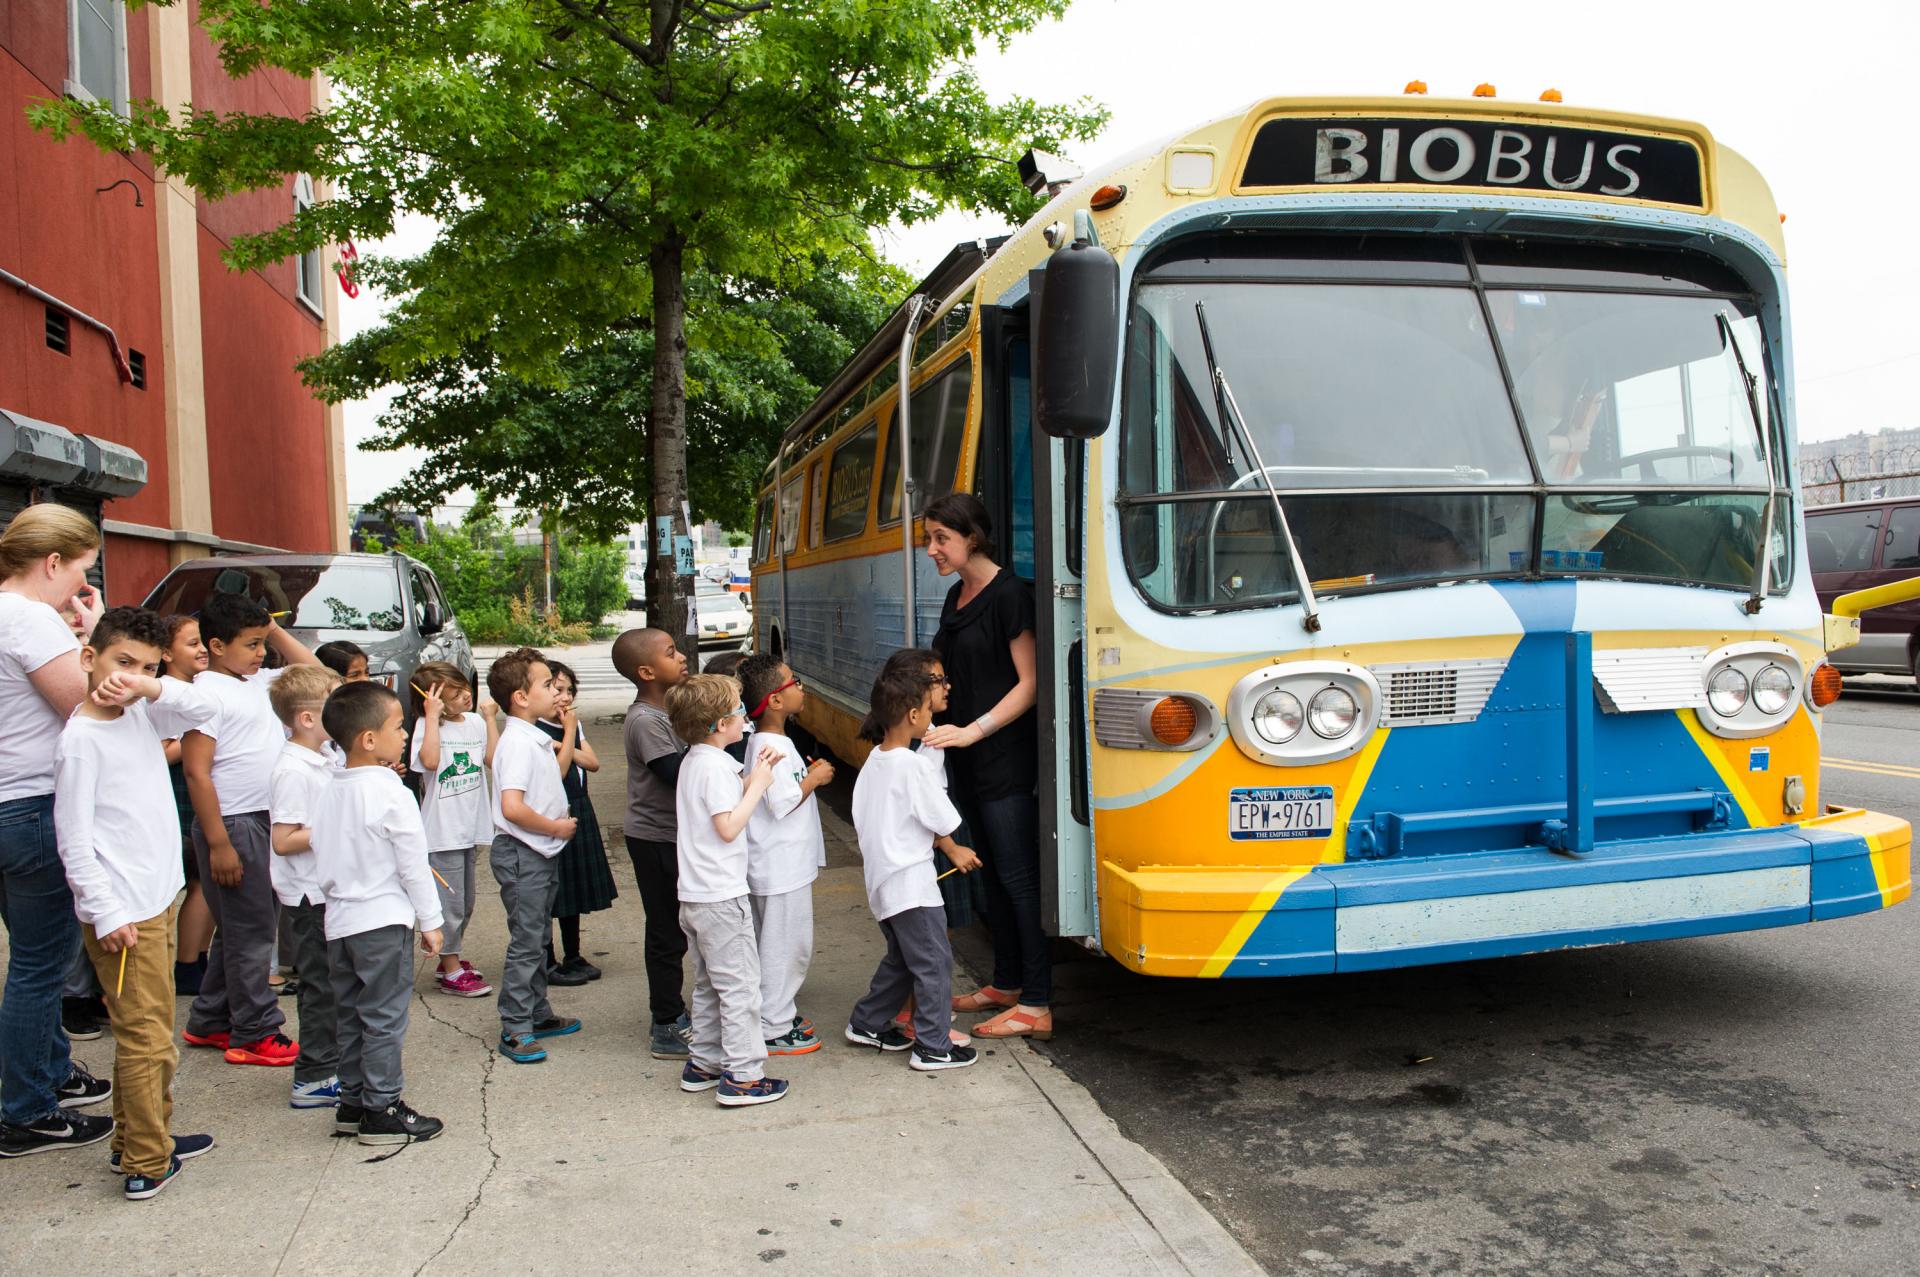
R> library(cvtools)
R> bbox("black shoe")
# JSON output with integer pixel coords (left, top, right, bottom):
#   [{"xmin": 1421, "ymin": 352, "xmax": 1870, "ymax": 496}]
[
  {"xmin": 333, "ymin": 1103, "xmax": 367, "ymax": 1136},
  {"xmin": 357, "ymin": 1100, "xmax": 443, "ymax": 1146},
  {"xmin": 173, "ymin": 957, "xmax": 207, "ymax": 997},
  {"xmin": 110, "ymin": 1133, "xmax": 214, "ymax": 1172},
  {"xmin": 61, "ymin": 997, "xmax": 106, "ymax": 1042},
  {"xmin": 843, "ymin": 1023, "xmax": 913, "ymax": 1052},
  {"xmin": 57, "ymin": 1061, "xmax": 112, "ymax": 1109},
  {"xmin": 124, "ymin": 1155, "xmax": 182, "ymax": 1200},
  {"xmin": 910, "ymin": 1042, "xmax": 979, "ymax": 1072},
  {"xmin": 275, "ymin": 978, "xmax": 301, "ymax": 998},
  {"xmin": 545, "ymin": 961, "xmax": 591, "ymax": 987},
  {"xmin": 0, "ymin": 1109, "xmax": 114, "ymax": 1157},
  {"xmin": 558, "ymin": 955, "xmax": 602, "ymax": 981}
]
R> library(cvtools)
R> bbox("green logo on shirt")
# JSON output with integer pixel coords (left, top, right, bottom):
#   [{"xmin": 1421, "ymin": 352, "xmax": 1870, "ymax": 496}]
[{"xmin": 438, "ymin": 749, "xmax": 482, "ymax": 796}]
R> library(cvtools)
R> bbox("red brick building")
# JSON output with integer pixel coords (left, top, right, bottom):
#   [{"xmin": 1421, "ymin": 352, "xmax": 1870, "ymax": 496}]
[{"xmin": 0, "ymin": 0, "xmax": 347, "ymax": 602}]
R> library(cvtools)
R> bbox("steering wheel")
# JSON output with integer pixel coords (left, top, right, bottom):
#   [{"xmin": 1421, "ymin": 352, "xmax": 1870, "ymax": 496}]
[{"xmin": 1577, "ymin": 446, "xmax": 1740, "ymax": 485}]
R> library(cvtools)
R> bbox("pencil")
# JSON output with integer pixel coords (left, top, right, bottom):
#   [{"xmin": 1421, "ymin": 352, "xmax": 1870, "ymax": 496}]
[
  {"xmin": 431, "ymin": 866, "xmax": 452, "ymax": 891},
  {"xmin": 116, "ymin": 946, "xmax": 127, "ymax": 998},
  {"xmin": 936, "ymin": 866, "xmax": 961, "ymax": 882},
  {"xmin": 411, "ymin": 682, "xmax": 429, "ymax": 698}
]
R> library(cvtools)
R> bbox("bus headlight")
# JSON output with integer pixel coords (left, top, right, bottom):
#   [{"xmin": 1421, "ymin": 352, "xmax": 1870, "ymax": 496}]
[
  {"xmin": 1309, "ymin": 687, "xmax": 1359, "ymax": 738},
  {"xmin": 1226, "ymin": 662, "xmax": 1380, "ymax": 766},
  {"xmin": 1706, "ymin": 666, "xmax": 1749, "ymax": 717},
  {"xmin": 1251, "ymin": 690, "xmax": 1303, "ymax": 744},
  {"xmin": 1697, "ymin": 643, "xmax": 1804, "ymax": 740},
  {"xmin": 1751, "ymin": 664, "xmax": 1794, "ymax": 715}
]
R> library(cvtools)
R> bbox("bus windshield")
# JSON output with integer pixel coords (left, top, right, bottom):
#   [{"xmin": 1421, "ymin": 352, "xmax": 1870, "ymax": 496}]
[{"xmin": 1120, "ymin": 241, "xmax": 1785, "ymax": 611}]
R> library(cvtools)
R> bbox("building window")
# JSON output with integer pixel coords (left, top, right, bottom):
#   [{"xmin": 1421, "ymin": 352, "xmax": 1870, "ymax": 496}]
[
  {"xmin": 293, "ymin": 174, "xmax": 323, "ymax": 315},
  {"xmin": 45, "ymin": 308, "xmax": 70, "ymax": 355},
  {"xmin": 128, "ymin": 349, "xmax": 146, "ymax": 389},
  {"xmin": 67, "ymin": 0, "xmax": 129, "ymax": 118}
]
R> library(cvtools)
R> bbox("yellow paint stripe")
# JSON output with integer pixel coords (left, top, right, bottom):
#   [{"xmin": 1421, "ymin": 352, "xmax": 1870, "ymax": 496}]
[
  {"xmin": 1822, "ymin": 756, "xmax": 1920, "ymax": 779},
  {"xmin": 1676, "ymin": 710, "xmax": 1766, "ymax": 829},
  {"xmin": 1195, "ymin": 728, "xmax": 1392, "ymax": 979}
]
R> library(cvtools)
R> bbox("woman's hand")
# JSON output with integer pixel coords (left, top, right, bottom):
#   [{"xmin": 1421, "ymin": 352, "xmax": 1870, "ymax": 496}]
[
  {"xmin": 922, "ymin": 722, "xmax": 983, "ymax": 750},
  {"xmin": 70, "ymin": 583, "xmax": 104, "ymax": 639}
]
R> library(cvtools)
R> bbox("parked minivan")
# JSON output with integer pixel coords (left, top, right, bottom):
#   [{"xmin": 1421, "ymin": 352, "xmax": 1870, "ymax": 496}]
[
  {"xmin": 140, "ymin": 552, "xmax": 473, "ymax": 695},
  {"xmin": 1807, "ymin": 496, "xmax": 1920, "ymax": 678}
]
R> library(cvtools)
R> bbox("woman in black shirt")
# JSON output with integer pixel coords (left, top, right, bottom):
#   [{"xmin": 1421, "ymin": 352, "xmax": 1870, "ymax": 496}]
[{"xmin": 922, "ymin": 493, "xmax": 1052, "ymax": 1039}]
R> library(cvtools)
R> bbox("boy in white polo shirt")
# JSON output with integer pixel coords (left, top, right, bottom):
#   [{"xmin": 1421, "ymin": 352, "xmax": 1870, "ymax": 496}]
[
  {"xmin": 268, "ymin": 664, "xmax": 344, "ymax": 1112},
  {"xmin": 666, "ymin": 673, "xmax": 785, "ymax": 1107},
  {"xmin": 486, "ymin": 647, "xmax": 582, "ymax": 1064},
  {"xmin": 53, "ymin": 607, "xmax": 221, "ymax": 1199},
  {"xmin": 309, "ymin": 680, "xmax": 445, "ymax": 1145}
]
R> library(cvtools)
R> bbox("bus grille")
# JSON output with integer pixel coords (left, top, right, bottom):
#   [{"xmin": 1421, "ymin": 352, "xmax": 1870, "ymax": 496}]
[
  {"xmin": 1374, "ymin": 659, "xmax": 1505, "ymax": 726},
  {"xmin": 1591, "ymin": 647, "xmax": 1708, "ymax": 713}
]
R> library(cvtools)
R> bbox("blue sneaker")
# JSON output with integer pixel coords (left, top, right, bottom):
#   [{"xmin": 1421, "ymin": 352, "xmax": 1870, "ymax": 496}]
[
  {"xmin": 680, "ymin": 1062, "xmax": 723, "ymax": 1093},
  {"xmin": 289, "ymin": 1077, "xmax": 341, "ymax": 1109},
  {"xmin": 716, "ymin": 1073, "xmax": 788, "ymax": 1108},
  {"xmin": 649, "ymin": 1015, "xmax": 691, "ymax": 1061},
  {"xmin": 108, "ymin": 1133, "xmax": 213, "ymax": 1174},
  {"xmin": 530, "ymin": 1016, "xmax": 581, "ymax": 1040},
  {"xmin": 124, "ymin": 1155, "xmax": 182, "ymax": 1200},
  {"xmin": 498, "ymin": 1032, "xmax": 547, "ymax": 1064}
]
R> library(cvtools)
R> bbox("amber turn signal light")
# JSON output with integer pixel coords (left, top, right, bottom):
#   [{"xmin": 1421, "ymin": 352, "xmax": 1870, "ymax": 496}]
[
  {"xmin": 1403, "ymin": 79, "xmax": 1428, "ymax": 95},
  {"xmin": 1809, "ymin": 663, "xmax": 1843, "ymax": 708},
  {"xmin": 1149, "ymin": 697, "xmax": 1200, "ymax": 746},
  {"xmin": 1539, "ymin": 88, "xmax": 1563, "ymax": 103},
  {"xmin": 1473, "ymin": 83, "xmax": 1497, "ymax": 98},
  {"xmin": 1089, "ymin": 183, "xmax": 1128, "ymax": 211}
]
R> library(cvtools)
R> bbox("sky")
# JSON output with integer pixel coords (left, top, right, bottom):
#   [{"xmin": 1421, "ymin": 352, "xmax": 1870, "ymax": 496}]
[{"xmin": 340, "ymin": 0, "xmax": 1920, "ymax": 505}]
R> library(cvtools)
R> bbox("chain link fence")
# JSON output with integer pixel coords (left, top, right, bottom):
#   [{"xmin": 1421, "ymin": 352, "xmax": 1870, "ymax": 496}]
[{"xmin": 1799, "ymin": 447, "xmax": 1920, "ymax": 507}]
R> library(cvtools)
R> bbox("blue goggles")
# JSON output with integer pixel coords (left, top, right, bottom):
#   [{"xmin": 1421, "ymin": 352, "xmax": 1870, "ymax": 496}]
[{"xmin": 709, "ymin": 702, "xmax": 747, "ymax": 734}]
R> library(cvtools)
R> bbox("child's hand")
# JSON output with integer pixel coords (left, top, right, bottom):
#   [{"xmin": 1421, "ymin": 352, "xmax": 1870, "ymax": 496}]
[
  {"xmin": 422, "ymin": 682, "xmax": 444, "ymax": 722},
  {"xmin": 90, "ymin": 671, "xmax": 157, "ymax": 706},
  {"xmin": 560, "ymin": 705, "xmax": 578, "ymax": 733},
  {"xmin": 98, "ymin": 923, "xmax": 139, "ymax": 954},
  {"xmin": 419, "ymin": 928, "xmax": 444, "ymax": 957},
  {"xmin": 390, "ymin": 759, "xmax": 409, "ymax": 777},
  {"xmin": 804, "ymin": 757, "xmax": 835, "ymax": 787},
  {"xmin": 946, "ymin": 843, "xmax": 982, "ymax": 874},
  {"xmin": 747, "ymin": 744, "xmax": 780, "ymax": 788},
  {"xmin": 553, "ymin": 815, "xmax": 579, "ymax": 840},
  {"xmin": 208, "ymin": 842, "xmax": 243, "ymax": 887},
  {"xmin": 478, "ymin": 699, "xmax": 498, "ymax": 720}
]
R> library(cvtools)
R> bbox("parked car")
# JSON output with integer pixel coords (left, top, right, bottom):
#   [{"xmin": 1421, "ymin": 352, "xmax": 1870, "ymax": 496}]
[
  {"xmin": 348, "ymin": 506, "xmax": 428, "ymax": 551},
  {"xmin": 141, "ymin": 551, "xmax": 474, "ymax": 696},
  {"xmin": 1807, "ymin": 495, "xmax": 1920, "ymax": 678},
  {"xmin": 625, "ymin": 568, "xmax": 648, "ymax": 611},
  {"xmin": 692, "ymin": 577, "xmax": 753, "ymax": 648}
]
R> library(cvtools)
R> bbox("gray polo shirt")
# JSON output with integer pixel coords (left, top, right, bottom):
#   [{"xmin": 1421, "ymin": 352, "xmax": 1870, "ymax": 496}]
[{"xmin": 623, "ymin": 698, "xmax": 683, "ymax": 841}]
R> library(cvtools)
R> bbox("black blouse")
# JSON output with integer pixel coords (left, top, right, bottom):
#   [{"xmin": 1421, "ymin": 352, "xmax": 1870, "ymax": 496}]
[{"xmin": 932, "ymin": 569, "xmax": 1038, "ymax": 802}]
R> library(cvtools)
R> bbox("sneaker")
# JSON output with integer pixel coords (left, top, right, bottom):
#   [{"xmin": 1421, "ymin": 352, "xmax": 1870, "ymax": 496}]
[
  {"xmin": 498, "ymin": 1033, "xmax": 546, "ymax": 1064},
  {"xmin": 843, "ymin": 1023, "xmax": 912, "ymax": 1052},
  {"xmin": 124, "ymin": 1155, "xmax": 182, "ymax": 1200},
  {"xmin": 333, "ymin": 1104, "xmax": 367, "ymax": 1135},
  {"xmin": 557, "ymin": 955, "xmax": 602, "ymax": 981},
  {"xmin": 910, "ymin": 1043, "xmax": 979, "ymax": 1072},
  {"xmin": 792, "ymin": 1013, "xmax": 815, "ymax": 1036},
  {"xmin": 649, "ymin": 1016, "xmax": 691, "ymax": 1061},
  {"xmin": 530, "ymin": 1015, "xmax": 581, "ymax": 1040},
  {"xmin": 61, "ymin": 997, "xmax": 106, "ymax": 1041},
  {"xmin": 290, "ymin": 1077, "xmax": 341, "ymax": 1109},
  {"xmin": 357, "ymin": 1100, "xmax": 443, "ymax": 1146},
  {"xmin": 436, "ymin": 969, "xmax": 492, "ymax": 998},
  {"xmin": 224, "ymin": 1032, "xmax": 299, "ymax": 1067},
  {"xmin": 459, "ymin": 958, "xmax": 483, "ymax": 978},
  {"xmin": 680, "ymin": 1062, "xmax": 724, "ymax": 1092},
  {"xmin": 57, "ymin": 1061, "xmax": 112, "ymax": 1109},
  {"xmin": 716, "ymin": 1073, "xmax": 788, "ymax": 1107},
  {"xmin": 545, "ymin": 960, "xmax": 591, "ymax": 987},
  {"xmin": 765, "ymin": 1027, "xmax": 822, "ymax": 1056},
  {"xmin": 0, "ymin": 1109, "xmax": 114, "ymax": 1157},
  {"xmin": 274, "ymin": 978, "xmax": 301, "ymax": 998},
  {"xmin": 109, "ymin": 1133, "xmax": 214, "ymax": 1173},
  {"xmin": 181, "ymin": 1028, "xmax": 230, "ymax": 1050}
]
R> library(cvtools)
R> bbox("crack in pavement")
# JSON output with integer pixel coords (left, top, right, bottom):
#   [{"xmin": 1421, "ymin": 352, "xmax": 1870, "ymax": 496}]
[{"xmin": 410, "ymin": 968, "xmax": 504, "ymax": 1276}]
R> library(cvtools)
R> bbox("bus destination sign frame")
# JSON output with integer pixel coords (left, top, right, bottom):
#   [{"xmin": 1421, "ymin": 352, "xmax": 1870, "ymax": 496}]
[{"xmin": 1240, "ymin": 116, "xmax": 1705, "ymax": 209}]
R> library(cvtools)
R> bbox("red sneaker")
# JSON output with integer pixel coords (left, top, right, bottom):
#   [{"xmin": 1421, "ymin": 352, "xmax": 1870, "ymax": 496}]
[
  {"xmin": 224, "ymin": 1032, "xmax": 299, "ymax": 1066},
  {"xmin": 182, "ymin": 1029, "xmax": 230, "ymax": 1050}
]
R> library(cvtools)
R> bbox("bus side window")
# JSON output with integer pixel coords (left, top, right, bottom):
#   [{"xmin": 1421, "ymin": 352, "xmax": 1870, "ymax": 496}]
[
  {"xmin": 879, "ymin": 357, "xmax": 972, "ymax": 525},
  {"xmin": 1007, "ymin": 340, "xmax": 1036, "ymax": 580},
  {"xmin": 752, "ymin": 494, "xmax": 773, "ymax": 565},
  {"xmin": 780, "ymin": 472, "xmax": 805, "ymax": 555},
  {"xmin": 808, "ymin": 462, "xmax": 826, "ymax": 547}
]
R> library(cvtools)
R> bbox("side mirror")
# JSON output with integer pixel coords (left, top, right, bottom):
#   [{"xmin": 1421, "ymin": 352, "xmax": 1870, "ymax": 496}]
[
  {"xmin": 1032, "ymin": 232, "xmax": 1119, "ymax": 439},
  {"xmin": 419, "ymin": 601, "xmax": 445, "ymax": 635}
]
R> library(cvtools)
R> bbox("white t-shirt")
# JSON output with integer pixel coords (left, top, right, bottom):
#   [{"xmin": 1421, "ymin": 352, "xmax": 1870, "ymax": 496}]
[
  {"xmin": 676, "ymin": 743, "xmax": 750, "ymax": 903},
  {"xmin": 852, "ymin": 745, "xmax": 962, "ymax": 921},
  {"xmin": 269, "ymin": 741, "xmax": 335, "ymax": 906},
  {"xmin": 491, "ymin": 715, "xmax": 568, "ymax": 856},
  {"xmin": 191, "ymin": 665, "xmax": 291, "ymax": 816},
  {"xmin": 53, "ymin": 680, "xmax": 219, "ymax": 936},
  {"xmin": 916, "ymin": 742, "xmax": 949, "ymax": 791},
  {"xmin": 744, "ymin": 731, "xmax": 824, "ymax": 897},
  {"xmin": 413, "ymin": 713, "xmax": 492, "ymax": 851},
  {"xmin": 309, "ymin": 766, "xmax": 444, "ymax": 941},
  {"xmin": 0, "ymin": 591, "xmax": 81, "ymax": 803}
]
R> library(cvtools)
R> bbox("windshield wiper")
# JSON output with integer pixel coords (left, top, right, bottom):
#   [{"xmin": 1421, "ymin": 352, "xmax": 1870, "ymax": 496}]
[
  {"xmin": 1194, "ymin": 301, "xmax": 1321, "ymax": 633},
  {"xmin": 1717, "ymin": 312, "xmax": 1776, "ymax": 615}
]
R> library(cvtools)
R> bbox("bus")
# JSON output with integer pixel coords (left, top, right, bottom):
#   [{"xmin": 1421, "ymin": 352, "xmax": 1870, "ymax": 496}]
[{"xmin": 749, "ymin": 90, "xmax": 1912, "ymax": 978}]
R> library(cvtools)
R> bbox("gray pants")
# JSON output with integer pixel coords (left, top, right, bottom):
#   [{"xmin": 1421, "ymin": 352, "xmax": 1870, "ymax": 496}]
[
  {"xmin": 282, "ymin": 901, "xmax": 340, "ymax": 1084},
  {"xmin": 64, "ymin": 930, "xmax": 98, "ymax": 998},
  {"xmin": 186, "ymin": 812, "xmax": 287, "ymax": 1046},
  {"xmin": 327, "ymin": 924, "xmax": 412, "ymax": 1110},
  {"xmin": 751, "ymin": 886, "xmax": 814, "ymax": 1038},
  {"xmin": 429, "ymin": 847, "xmax": 479, "ymax": 956},
  {"xmin": 680, "ymin": 897, "xmax": 765, "ymax": 1080},
  {"xmin": 490, "ymin": 835, "xmax": 557, "ymax": 1036},
  {"xmin": 850, "ymin": 905, "xmax": 953, "ymax": 1054}
]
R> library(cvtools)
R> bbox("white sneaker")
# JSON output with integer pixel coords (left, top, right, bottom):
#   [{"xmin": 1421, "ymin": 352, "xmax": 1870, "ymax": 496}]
[{"xmin": 289, "ymin": 1076, "xmax": 341, "ymax": 1109}]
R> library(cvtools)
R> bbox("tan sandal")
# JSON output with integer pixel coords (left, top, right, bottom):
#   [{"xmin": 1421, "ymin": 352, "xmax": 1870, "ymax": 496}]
[
  {"xmin": 951, "ymin": 986, "xmax": 1018, "ymax": 1014},
  {"xmin": 971, "ymin": 1008, "xmax": 1052, "ymax": 1040},
  {"xmin": 893, "ymin": 1012, "xmax": 972, "ymax": 1047}
]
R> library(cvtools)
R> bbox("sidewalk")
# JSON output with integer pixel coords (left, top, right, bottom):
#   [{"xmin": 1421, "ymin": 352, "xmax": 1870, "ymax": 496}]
[{"xmin": 0, "ymin": 717, "xmax": 1261, "ymax": 1277}]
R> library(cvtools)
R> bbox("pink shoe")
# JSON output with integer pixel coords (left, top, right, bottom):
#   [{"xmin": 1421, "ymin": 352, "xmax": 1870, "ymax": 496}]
[
  {"xmin": 438, "ymin": 969, "xmax": 492, "ymax": 998},
  {"xmin": 460, "ymin": 959, "xmax": 487, "ymax": 980}
]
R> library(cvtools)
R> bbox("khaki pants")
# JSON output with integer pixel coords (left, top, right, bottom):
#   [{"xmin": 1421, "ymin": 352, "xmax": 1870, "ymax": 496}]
[{"xmin": 83, "ymin": 904, "xmax": 179, "ymax": 1178}]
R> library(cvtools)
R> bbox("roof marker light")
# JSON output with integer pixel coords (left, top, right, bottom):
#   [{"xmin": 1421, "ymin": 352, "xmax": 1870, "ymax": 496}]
[
  {"xmin": 1540, "ymin": 87, "xmax": 1563, "ymax": 103},
  {"xmin": 1473, "ymin": 83, "xmax": 1497, "ymax": 98},
  {"xmin": 1403, "ymin": 79, "xmax": 1428, "ymax": 95},
  {"xmin": 1089, "ymin": 184, "xmax": 1127, "ymax": 211}
]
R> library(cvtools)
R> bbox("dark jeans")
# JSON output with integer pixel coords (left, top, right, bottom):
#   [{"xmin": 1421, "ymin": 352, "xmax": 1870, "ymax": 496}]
[
  {"xmin": 624, "ymin": 836, "xmax": 687, "ymax": 1025},
  {"xmin": 0, "ymin": 794, "xmax": 77, "ymax": 1124},
  {"xmin": 953, "ymin": 789, "xmax": 1051, "ymax": 1007}
]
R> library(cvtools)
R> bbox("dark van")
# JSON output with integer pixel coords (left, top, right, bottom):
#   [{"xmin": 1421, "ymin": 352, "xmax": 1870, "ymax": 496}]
[{"xmin": 1807, "ymin": 496, "xmax": 1920, "ymax": 678}]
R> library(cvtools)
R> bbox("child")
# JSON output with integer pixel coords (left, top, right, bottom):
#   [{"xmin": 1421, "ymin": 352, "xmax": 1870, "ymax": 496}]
[
  {"xmin": 613, "ymin": 627, "xmax": 693, "ymax": 1060},
  {"xmin": 409, "ymin": 662, "xmax": 497, "ymax": 998},
  {"xmin": 666, "ymin": 674, "xmax": 786, "ymax": 1106},
  {"xmin": 539, "ymin": 660, "xmax": 617, "ymax": 986},
  {"xmin": 314, "ymin": 641, "xmax": 369, "ymax": 682},
  {"xmin": 309, "ymin": 681, "xmax": 445, "ymax": 1144},
  {"xmin": 487, "ymin": 647, "xmax": 583, "ymax": 1064},
  {"xmin": 160, "ymin": 615, "xmax": 213, "ymax": 996},
  {"xmin": 845, "ymin": 669, "xmax": 981, "ymax": 1072},
  {"xmin": 268, "ymin": 664, "xmax": 345, "ymax": 1110},
  {"xmin": 180, "ymin": 591, "xmax": 320, "ymax": 1067},
  {"xmin": 736, "ymin": 653, "xmax": 834, "ymax": 1055},
  {"xmin": 53, "ymin": 607, "xmax": 221, "ymax": 1198}
]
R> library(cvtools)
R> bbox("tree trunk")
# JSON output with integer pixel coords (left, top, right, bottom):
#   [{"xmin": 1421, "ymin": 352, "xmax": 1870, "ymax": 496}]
[{"xmin": 648, "ymin": 233, "xmax": 697, "ymax": 671}]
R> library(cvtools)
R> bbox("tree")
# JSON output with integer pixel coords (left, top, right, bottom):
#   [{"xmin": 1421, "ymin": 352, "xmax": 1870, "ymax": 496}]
[{"xmin": 32, "ymin": 0, "xmax": 1105, "ymax": 654}]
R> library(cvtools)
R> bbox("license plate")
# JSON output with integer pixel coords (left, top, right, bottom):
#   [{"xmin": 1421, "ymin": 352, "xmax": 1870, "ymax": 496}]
[{"xmin": 1228, "ymin": 786, "xmax": 1334, "ymax": 841}]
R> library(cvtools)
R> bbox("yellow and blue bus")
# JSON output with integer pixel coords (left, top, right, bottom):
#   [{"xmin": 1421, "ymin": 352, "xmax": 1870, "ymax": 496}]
[{"xmin": 749, "ymin": 90, "xmax": 1912, "ymax": 978}]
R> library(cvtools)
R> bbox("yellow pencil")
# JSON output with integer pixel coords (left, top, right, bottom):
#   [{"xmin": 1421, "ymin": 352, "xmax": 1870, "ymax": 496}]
[
  {"xmin": 116, "ymin": 946, "xmax": 127, "ymax": 998},
  {"xmin": 431, "ymin": 866, "xmax": 452, "ymax": 891},
  {"xmin": 936, "ymin": 866, "xmax": 961, "ymax": 882}
]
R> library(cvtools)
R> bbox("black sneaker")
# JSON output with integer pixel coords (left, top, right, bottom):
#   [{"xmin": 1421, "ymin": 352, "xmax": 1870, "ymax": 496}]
[
  {"xmin": 62, "ymin": 997, "xmax": 106, "ymax": 1042},
  {"xmin": 357, "ymin": 1100, "xmax": 443, "ymax": 1146},
  {"xmin": 57, "ymin": 1061, "xmax": 112, "ymax": 1109},
  {"xmin": 843, "ymin": 1023, "xmax": 912, "ymax": 1052},
  {"xmin": 333, "ymin": 1103, "xmax": 367, "ymax": 1136},
  {"xmin": 530, "ymin": 1015, "xmax": 581, "ymax": 1040},
  {"xmin": 910, "ymin": 1042, "xmax": 979, "ymax": 1072},
  {"xmin": 124, "ymin": 1154, "xmax": 182, "ymax": 1200},
  {"xmin": 545, "ymin": 961, "xmax": 591, "ymax": 987},
  {"xmin": 109, "ymin": 1133, "xmax": 214, "ymax": 1173},
  {"xmin": 0, "ymin": 1109, "xmax": 114, "ymax": 1157}
]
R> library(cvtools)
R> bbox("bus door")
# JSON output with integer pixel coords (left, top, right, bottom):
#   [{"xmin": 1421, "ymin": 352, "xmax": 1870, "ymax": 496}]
[{"xmin": 983, "ymin": 302, "xmax": 1095, "ymax": 940}]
